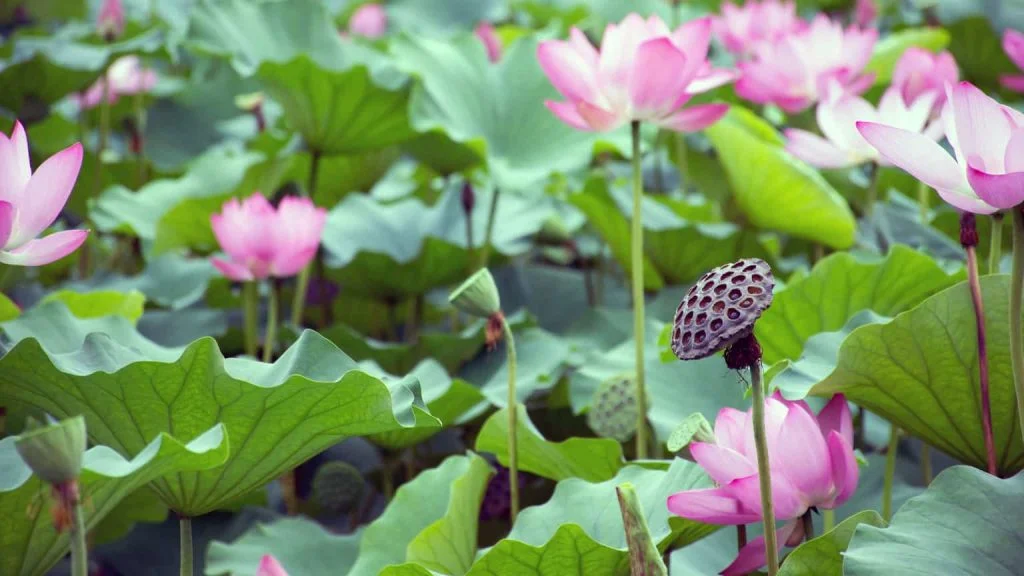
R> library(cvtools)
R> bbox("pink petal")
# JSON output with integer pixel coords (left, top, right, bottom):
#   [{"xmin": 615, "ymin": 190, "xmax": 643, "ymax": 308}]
[
  {"xmin": 729, "ymin": 472, "xmax": 807, "ymax": 520},
  {"xmin": 9, "ymin": 142, "xmax": 82, "ymax": 247},
  {"xmin": 0, "ymin": 121, "xmax": 31, "ymax": 203},
  {"xmin": 577, "ymin": 101, "xmax": 623, "ymax": 132},
  {"xmin": 825, "ymin": 430, "xmax": 859, "ymax": 508},
  {"xmin": 714, "ymin": 407, "xmax": 748, "ymax": 451},
  {"xmin": 774, "ymin": 397, "xmax": 833, "ymax": 502},
  {"xmin": 720, "ymin": 519, "xmax": 802, "ymax": 576},
  {"xmin": 690, "ymin": 442, "xmax": 757, "ymax": 485},
  {"xmin": 1005, "ymin": 128, "xmax": 1024, "ymax": 173},
  {"xmin": 211, "ymin": 257, "xmax": 256, "ymax": 282},
  {"xmin": 256, "ymin": 555, "xmax": 290, "ymax": 576},
  {"xmin": 671, "ymin": 16, "xmax": 713, "ymax": 84},
  {"xmin": 349, "ymin": 3, "xmax": 387, "ymax": 38},
  {"xmin": 953, "ymin": 81, "xmax": 1013, "ymax": 175},
  {"xmin": 545, "ymin": 100, "xmax": 590, "ymax": 130},
  {"xmin": 655, "ymin": 103, "xmax": 729, "ymax": 133},
  {"xmin": 785, "ymin": 128, "xmax": 856, "ymax": 169},
  {"xmin": 817, "ymin": 394, "xmax": 853, "ymax": 447},
  {"xmin": 1004, "ymin": 29, "xmax": 1024, "ymax": 70},
  {"xmin": 0, "ymin": 229, "xmax": 88, "ymax": 266},
  {"xmin": 687, "ymin": 67, "xmax": 738, "ymax": 95},
  {"xmin": 1001, "ymin": 75, "xmax": 1024, "ymax": 94},
  {"xmin": 600, "ymin": 14, "xmax": 651, "ymax": 90},
  {"xmin": 0, "ymin": 201, "xmax": 13, "ymax": 248},
  {"xmin": 537, "ymin": 39, "xmax": 601, "ymax": 103},
  {"xmin": 966, "ymin": 165, "xmax": 1024, "ymax": 210},
  {"xmin": 475, "ymin": 23, "xmax": 502, "ymax": 63},
  {"xmin": 629, "ymin": 38, "xmax": 691, "ymax": 118},
  {"xmin": 816, "ymin": 92, "xmax": 876, "ymax": 155},
  {"xmin": 568, "ymin": 28, "xmax": 599, "ymax": 68},
  {"xmin": 855, "ymin": 121, "xmax": 972, "ymax": 201},
  {"xmin": 666, "ymin": 486, "xmax": 761, "ymax": 525}
]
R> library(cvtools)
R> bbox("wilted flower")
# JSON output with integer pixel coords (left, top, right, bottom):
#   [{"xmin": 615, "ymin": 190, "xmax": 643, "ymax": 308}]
[
  {"xmin": 1001, "ymin": 29, "xmax": 1024, "ymax": 93},
  {"xmin": 348, "ymin": 3, "xmax": 387, "ymax": 38},
  {"xmin": 667, "ymin": 393, "xmax": 859, "ymax": 575},
  {"xmin": 256, "ymin": 555, "xmax": 289, "ymax": 576},
  {"xmin": 735, "ymin": 14, "xmax": 877, "ymax": 113},
  {"xmin": 537, "ymin": 14, "xmax": 734, "ymax": 133},
  {"xmin": 0, "ymin": 122, "xmax": 88, "ymax": 266},
  {"xmin": 891, "ymin": 47, "xmax": 959, "ymax": 111},
  {"xmin": 712, "ymin": 0, "xmax": 805, "ymax": 57},
  {"xmin": 785, "ymin": 84, "xmax": 939, "ymax": 169},
  {"xmin": 97, "ymin": 0, "xmax": 124, "ymax": 40},
  {"xmin": 210, "ymin": 194, "xmax": 327, "ymax": 281},
  {"xmin": 78, "ymin": 56, "xmax": 157, "ymax": 110},
  {"xmin": 475, "ymin": 22, "xmax": 502, "ymax": 62}
]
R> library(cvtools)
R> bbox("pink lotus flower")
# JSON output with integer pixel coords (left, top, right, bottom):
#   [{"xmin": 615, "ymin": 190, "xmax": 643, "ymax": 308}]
[
  {"xmin": 1001, "ymin": 29, "xmax": 1024, "ymax": 93},
  {"xmin": 853, "ymin": 0, "xmax": 878, "ymax": 28},
  {"xmin": 785, "ymin": 84, "xmax": 938, "ymax": 169},
  {"xmin": 349, "ymin": 3, "xmax": 387, "ymax": 38},
  {"xmin": 97, "ymin": 0, "xmax": 124, "ymax": 39},
  {"xmin": 0, "ymin": 122, "xmax": 88, "ymax": 266},
  {"xmin": 891, "ymin": 47, "xmax": 958, "ymax": 111},
  {"xmin": 210, "ymin": 194, "xmax": 327, "ymax": 282},
  {"xmin": 712, "ymin": 0, "xmax": 805, "ymax": 57},
  {"xmin": 78, "ymin": 56, "xmax": 157, "ymax": 110},
  {"xmin": 858, "ymin": 82, "xmax": 1022, "ymax": 213},
  {"xmin": 537, "ymin": 14, "xmax": 735, "ymax": 133},
  {"xmin": 667, "ymin": 393, "xmax": 858, "ymax": 576},
  {"xmin": 735, "ymin": 14, "xmax": 877, "ymax": 113},
  {"xmin": 256, "ymin": 555, "xmax": 288, "ymax": 576},
  {"xmin": 476, "ymin": 22, "xmax": 502, "ymax": 63}
]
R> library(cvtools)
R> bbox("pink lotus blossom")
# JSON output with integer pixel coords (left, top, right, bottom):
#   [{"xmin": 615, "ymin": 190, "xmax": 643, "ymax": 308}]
[
  {"xmin": 537, "ymin": 14, "xmax": 735, "ymax": 133},
  {"xmin": 210, "ymin": 194, "xmax": 327, "ymax": 282},
  {"xmin": 0, "ymin": 122, "xmax": 88, "ymax": 266},
  {"xmin": 476, "ymin": 22, "xmax": 502, "ymax": 63},
  {"xmin": 1001, "ymin": 29, "xmax": 1024, "ymax": 93},
  {"xmin": 256, "ymin": 555, "xmax": 288, "ymax": 576},
  {"xmin": 891, "ymin": 47, "xmax": 958, "ymax": 111},
  {"xmin": 712, "ymin": 0, "xmax": 805, "ymax": 57},
  {"xmin": 853, "ymin": 0, "xmax": 878, "ymax": 28},
  {"xmin": 734, "ymin": 14, "xmax": 877, "ymax": 113},
  {"xmin": 667, "ymin": 393, "xmax": 858, "ymax": 576},
  {"xmin": 97, "ymin": 0, "xmax": 124, "ymax": 39},
  {"xmin": 77, "ymin": 56, "xmax": 157, "ymax": 110},
  {"xmin": 785, "ymin": 84, "xmax": 939, "ymax": 169},
  {"xmin": 349, "ymin": 3, "xmax": 387, "ymax": 38}
]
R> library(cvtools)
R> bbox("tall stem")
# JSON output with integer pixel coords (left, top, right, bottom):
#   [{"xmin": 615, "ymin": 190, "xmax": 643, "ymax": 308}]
[
  {"xmin": 750, "ymin": 362, "xmax": 779, "ymax": 575},
  {"xmin": 243, "ymin": 281, "xmax": 258, "ymax": 357},
  {"xmin": 864, "ymin": 163, "xmax": 879, "ymax": 218},
  {"xmin": 630, "ymin": 121, "xmax": 649, "ymax": 460},
  {"xmin": 479, "ymin": 187, "xmax": 501, "ymax": 269},
  {"xmin": 291, "ymin": 150, "xmax": 322, "ymax": 327},
  {"xmin": 882, "ymin": 426, "xmax": 899, "ymax": 522},
  {"xmin": 263, "ymin": 281, "xmax": 278, "ymax": 363},
  {"xmin": 966, "ymin": 245, "xmax": 997, "ymax": 475},
  {"xmin": 916, "ymin": 180, "xmax": 929, "ymax": 223},
  {"xmin": 802, "ymin": 510, "xmax": 814, "ymax": 541},
  {"xmin": 920, "ymin": 444, "xmax": 933, "ymax": 485},
  {"xmin": 502, "ymin": 319, "xmax": 520, "ymax": 523},
  {"xmin": 990, "ymin": 212, "xmax": 1004, "ymax": 274},
  {"xmin": 822, "ymin": 509, "xmax": 835, "ymax": 533},
  {"xmin": 1011, "ymin": 208, "xmax": 1024, "ymax": 446},
  {"xmin": 68, "ymin": 482, "xmax": 87, "ymax": 576},
  {"xmin": 94, "ymin": 67, "xmax": 112, "ymax": 197},
  {"xmin": 179, "ymin": 516, "xmax": 193, "ymax": 576},
  {"xmin": 133, "ymin": 90, "xmax": 147, "ymax": 187}
]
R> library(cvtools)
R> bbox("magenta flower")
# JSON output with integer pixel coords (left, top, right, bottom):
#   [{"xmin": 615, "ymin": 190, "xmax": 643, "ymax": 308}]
[
  {"xmin": 348, "ymin": 3, "xmax": 387, "ymax": 38},
  {"xmin": 210, "ymin": 194, "xmax": 327, "ymax": 282},
  {"xmin": 475, "ymin": 22, "xmax": 502, "ymax": 63},
  {"xmin": 1001, "ymin": 29, "xmax": 1024, "ymax": 93},
  {"xmin": 0, "ymin": 122, "xmax": 88, "ymax": 266},
  {"xmin": 712, "ymin": 0, "xmax": 805, "ymax": 57},
  {"xmin": 667, "ymin": 393, "xmax": 858, "ymax": 575},
  {"xmin": 735, "ymin": 14, "xmax": 877, "ymax": 113},
  {"xmin": 785, "ymin": 84, "xmax": 939, "ymax": 169},
  {"xmin": 256, "ymin": 555, "xmax": 288, "ymax": 576},
  {"xmin": 77, "ymin": 56, "xmax": 157, "ymax": 110},
  {"xmin": 97, "ymin": 0, "xmax": 124, "ymax": 39},
  {"xmin": 891, "ymin": 47, "xmax": 958, "ymax": 111},
  {"xmin": 537, "ymin": 14, "xmax": 734, "ymax": 133}
]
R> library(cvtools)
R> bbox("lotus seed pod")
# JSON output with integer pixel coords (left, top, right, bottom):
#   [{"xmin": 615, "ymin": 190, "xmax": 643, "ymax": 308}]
[
  {"xmin": 15, "ymin": 415, "xmax": 87, "ymax": 485},
  {"xmin": 312, "ymin": 461, "xmax": 367, "ymax": 516},
  {"xmin": 449, "ymin": 268, "xmax": 501, "ymax": 318},
  {"xmin": 587, "ymin": 374, "xmax": 640, "ymax": 442},
  {"xmin": 671, "ymin": 258, "xmax": 774, "ymax": 361}
]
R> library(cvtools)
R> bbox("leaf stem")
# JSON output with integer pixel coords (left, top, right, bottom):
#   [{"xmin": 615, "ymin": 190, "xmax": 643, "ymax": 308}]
[
  {"xmin": 631, "ymin": 121, "xmax": 648, "ymax": 460},
  {"xmin": 502, "ymin": 318, "xmax": 520, "ymax": 523},
  {"xmin": 95, "ymin": 65, "xmax": 112, "ymax": 197},
  {"xmin": 68, "ymin": 482, "xmax": 87, "ymax": 576},
  {"xmin": 882, "ymin": 426, "xmax": 899, "ymax": 522},
  {"xmin": 179, "ymin": 516, "xmax": 193, "ymax": 576},
  {"xmin": 1011, "ymin": 208, "xmax": 1024, "ymax": 447},
  {"xmin": 966, "ymin": 245, "xmax": 997, "ymax": 475},
  {"xmin": 916, "ymin": 180, "xmax": 929, "ymax": 223},
  {"xmin": 291, "ymin": 149, "xmax": 322, "ymax": 327},
  {"xmin": 750, "ymin": 361, "xmax": 778, "ymax": 575},
  {"xmin": 822, "ymin": 509, "xmax": 835, "ymax": 533},
  {"xmin": 480, "ymin": 187, "xmax": 501, "ymax": 269},
  {"xmin": 990, "ymin": 212, "xmax": 1004, "ymax": 274},
  {"xmin": 243, "ymin": 281, "xmax": 258, "ymax": 357},
  {"xmin": 133, "ymin": 89, "xmax": 147, "ymax": 187},
  {"xmin": 263, "ymin": 280, "xmax": 278, "ymax": 363}
]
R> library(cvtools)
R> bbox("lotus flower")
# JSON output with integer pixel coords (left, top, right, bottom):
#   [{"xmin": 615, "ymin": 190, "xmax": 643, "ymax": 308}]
[
  {"xmin": 349, "ymin": 3, "xmax": 387, "ymax": 38},
  {"xmin": 78, "ymin": 56, "xmax": 157, "ymax": 110},
  {"xmin": 256, "ymin": 555, "xmax": 288, "ymax": 576},
  {"xmin": 734, "ymin": 14, "xmax": 877, "ymax": 113},
  {"xmin": 537, "ymin": 14, "xmax": 735, "ymax": 133},
  {"xmin": 667, "ymin": 393, "xmax": 858, "ymax": 576},
  {"xmin": 857, "ymin": 82, "xmax": 1020, "ymax": 213},
  {"xmin": 97, "ymin": 0, "xmax": 124, "ymax": 39},
  {"xmin": 712, "ymin": 0, "xmax": 805, "ymax": 57},
  {"xmin": 853, "ymin": 0, "xmax": 878, "ymax": 28},
  {"xmin": 210, "ymin": 194, "xmax": 327, "ymax": 281},
  {"xmin": 1002, "ymin": 29, "xmax": 1024, "ymax": 93},
  {"xmin": 785, "ymin": 84, "xmax": 938, "ymax": 169},
  {"xmin": 476, "ymin": 22, "xmax": 502, "ymax": 63},
  {"xmin": 0, "ymin": 122, "xmax": 88, "ymax": 266},
  {"xmin": 891, "ymin": 47, "xmax": 958, "ymax": 111}
]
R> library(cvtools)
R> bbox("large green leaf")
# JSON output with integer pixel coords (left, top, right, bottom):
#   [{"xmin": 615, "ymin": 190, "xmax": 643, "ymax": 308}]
[
  {"xmin": 0, "ymin": 301, "xmax": 440, "ymax": 516},
  {"xmin": 205, "ymin": 516, "xmax": 362, "ymax": 576},
  {"xmin": 810, "ymin": 276, "xmax": 1024, "ymax": 476},
  {"xmin": 777, "ymin": 511, "xmax": 885, "ymax": 576},
  {"xmin": 844, "ymin": 466, "xmax": 1024, "ymax": 576},
  {"xmin": 947, "ymin": 16, "xmax": 1020, "ymax": 93},
  {"xmin": 459, "ymin": 327, "xmax": 572, "ymax": 412},
  {"xmin": 0, "ymin": 293, "xmax": 20, "ymax": 321},
  {"xmin": 0, "ymin": 425, "xmax": 228, "ymax": 576},
  {"xmin": 476, "ymin": 405, "xmax": 624, "ymax": 482},
  {"xmin": 754, "ymin": 246, "xmax": 961, "ymax": 364},
  {"xmin": 466, "ymin": 524, "xmax": 626, "ymax": 576},
  {"xmin": 67, "ymin": 253, "xmax": 221, "ymax": 309},
  {"xmin": 865, "ymin": 28, "xmax": 951, "ymax": 85},
  {"xmin": 41, "ymin": 289, "xmax": 146, "ymax": 323},
  {"xmin": 705, "ymin": 107, "xmax": 856, "ymax": 248},
  {"xmin": 387, "ymin": 0, "xmax": 508, "ymax": 36},
  {"xmin": 391, "ymin": 34, "xmax": 611, "ymax": 192}
]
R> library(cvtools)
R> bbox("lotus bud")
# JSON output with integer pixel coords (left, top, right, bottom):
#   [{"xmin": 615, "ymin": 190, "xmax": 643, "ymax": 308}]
[
  {"xmin": 15, "ymin": 415, "xmax": 87, "ymax": 486},
  {"xmin": 461, "ymin": 182, "xmax": 475, "ymax": 216},
  {"xmin": 97, "ymin": 0, "xmax": 124, "ymax": 41},
  {"xmin": 312, "ymin": 461, "xmax": 366, "ymax": 516}
]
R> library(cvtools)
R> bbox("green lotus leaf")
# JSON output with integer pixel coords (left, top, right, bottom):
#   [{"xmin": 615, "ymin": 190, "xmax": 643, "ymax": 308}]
[
  {"xmin": 466, "ymin": 524, "xmax": 626, "ymax": 576},
  {"xmin": 777, "ymin": 511, "xmax": 886, "ymax": 575},
  {"xmin": 67, "ymin": 253, "xmax": 221, "ymax": 310},
  {"xmin": 947, "ymin": 16, "xmax": 1020, "ymax": 93},
  {"xmin": 844, "ymin": 466, "xmax": 1024, "ymax": 576},
  {"xmin": 41, "ymin": 289, "xmax": 146, "ymax": 323},
  {"xmin": 858, "ymin": 192, "xmax": 963, "ymax": 261},
  {"xmin": 705, "ymin": 106, "xmax": 856, "ymax": 248},
  {"xmin": 865, "ymin": 28, "xmax": 951, "ymax": 85},
  {"xmin": 0, "ymin": 425, "xmax": 228, "ymax": 576},
  {"xmin": 0, "ymin": 301, "xmax": 440, "ymax": 516},
  {"xmin": 0, "ymin": 293, "xmax": 20, "ymax": 321},
  {"xmin": 386, "ymin": 0, "xmax": 508, "ymax": 36},
  {"xmin": 205, "ymin": 516, "xmax": 362, "ymax": 576}
]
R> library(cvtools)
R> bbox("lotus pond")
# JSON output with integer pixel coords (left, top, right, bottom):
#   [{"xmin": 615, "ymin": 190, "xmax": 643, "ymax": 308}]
[{"xmin": 2, "ymin": 0, "xmax": 1024, "ymax": 575}]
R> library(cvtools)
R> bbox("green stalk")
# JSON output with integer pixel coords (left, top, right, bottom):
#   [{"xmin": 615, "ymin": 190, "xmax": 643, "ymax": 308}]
[
  {"xmin": 750, "ymin": 362, "xmax": 778, "ymax": 575},
  {"xmin": 822, "ymin": 509, "xmax": 835, "ymax": 533},
  {"xmin": 95, "ymin": 66, "xmax": 112, "ymax": 197},
  {"xmin": 179, "ymin": 516, "xmax": 193, "ymax": 576},
  {"xmin": 68, "ymin": 483, "xmax": 88, "ymax": 576},
  {"xmin": 1011, "ymin": 208, "xmax": 1024, "ymax": 445},
  {"xmin": 916, "ymin": 180, "xmax": 929, "ymax": 223},
  {"xmin": 502, "ymin": 318, "xmax": 520, "ymax": 523},
  {"xmin": 262, "ymin": 281, "xmax": 278, "ymax": 363},
  {"xmin": 133, "ymin": 90, "xmax": 147, "ymax": 187},
  {"xmin": 630, "ymin": 121, "xmax": 648, "ymax": 460},
  {"xmin": 920, "ymin": 444, "xmax": 933, "ymax": 485},
  {"xmin": 864, "ymin": 163, "xmax": 879, "ymax": 218},
  {"xmin": 291, "ymin": 150, "xmax": 322, "ymax": 327},
  {"xmin": 242, "ymin": 281, "xmax": 258, "ymax": 357},
  {"xmin": 991, "ymin": 212, "xmax": 1004, "ymax": 274},
  {"xmin": 882, "ymin": 426, "xmax": 900, "ymax": 522},
  {"xmin": 479, "ymin": 187, "xmax": 501, "ymax": 269}
]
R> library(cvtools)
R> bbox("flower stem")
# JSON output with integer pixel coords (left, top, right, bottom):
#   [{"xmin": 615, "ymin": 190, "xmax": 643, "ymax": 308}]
[
  {"xmin": 133, "ymin": 90, "xmax": 147, "ymax": 187},
  {"xmin": 242, "ymin": 281, "xmax": 258, "ymax": 357},
  {"xmin": 966, "ymin": 245, "xmax": 997, "ymax": 475},
  {"xmin": 882, "ymin": 426, "xmax": 899, "ymax": 523},
  {"xmin": 479, "ymin": 187, "xmax": 501, "ymax": 269},
  {"xmin": 502, "ymin": 318, "xmax": 520, "ymax": 523},
  {"xmin": 990, "ymin": 212, "xmax": 1004, "ymax": 274},
  {"xmin": 68, "ymin": 482, "xmax": 87, "ymax": 576},
  {"xmin": 291, "ymin": 149, "xmax": 321, "ymax": 327},
  {"xmin": 262, "ymin": 280, "xmax": 278, "ymax": 363},
  {"xmin": 749, "ymin": 362, "xmax": 778, "ymax": 575},
  {"xmin": 864, "ymin": 163, "xmax": 879, "ymax": 218},
  {"xmin": 916, "ymin": 180, "xmax": 929, "ymax": 223},
  {"xmin": 802, "ymin": 510, "xmax": 814, "ymax": 542},
  {"xmin": 630, "ymin": 121, "xmax": 648, "ymax": 460},
  {"xmin": 822, "ymin": 509, "xmax": 835, "ymax": 533},
  {"xmin": 95, "ymin": 66, "xmax": 112, "ymax": 197},
  {"xmin": 1011, "ymin": 208, "xmax": 1024, "ymax": 447},
  {"xmin": 179, "ymin": 516, "xmax": 193, "ymax": 576}
]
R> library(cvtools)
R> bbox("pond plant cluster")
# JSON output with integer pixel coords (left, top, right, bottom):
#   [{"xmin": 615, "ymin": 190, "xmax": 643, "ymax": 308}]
[{"xmin": 2, "ymin": 0, "xmax": 1024, "ymax": 575}]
